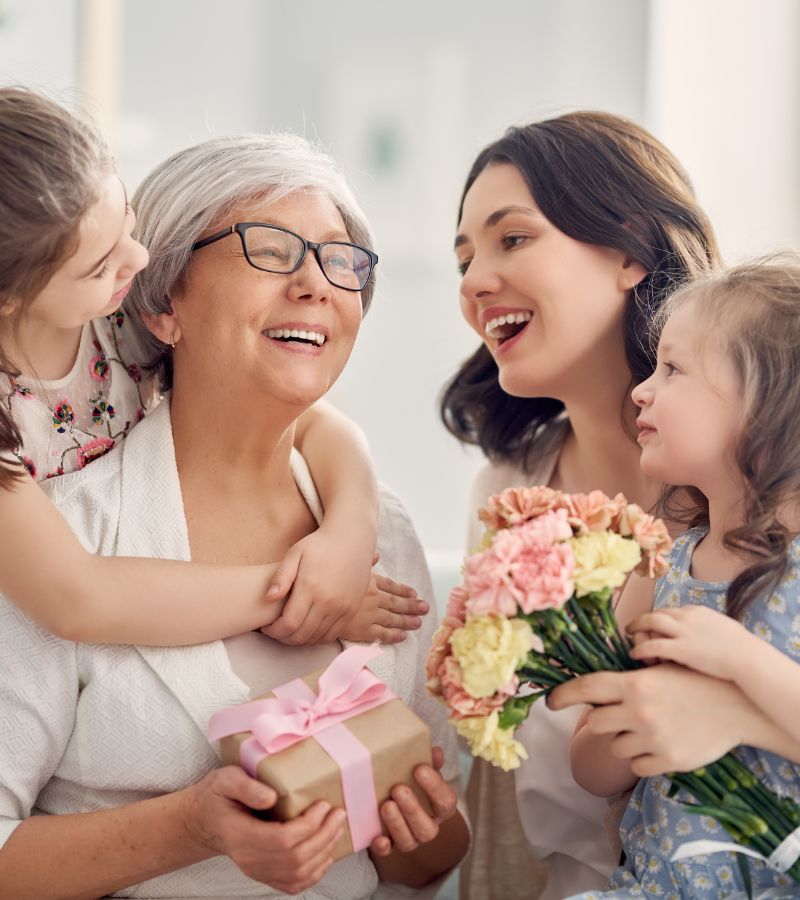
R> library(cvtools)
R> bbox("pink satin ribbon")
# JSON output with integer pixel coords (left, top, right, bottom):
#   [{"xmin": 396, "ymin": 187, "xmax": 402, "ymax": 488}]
[{"xmin": 208, "ymin": 644, "xmax": 394, "ymax": 852}]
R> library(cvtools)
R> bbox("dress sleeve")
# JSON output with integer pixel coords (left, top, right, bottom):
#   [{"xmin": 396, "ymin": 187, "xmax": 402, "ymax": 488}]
[{"xmin": 0, "ymin": 599, "xmax": 78, "ymax": 847}]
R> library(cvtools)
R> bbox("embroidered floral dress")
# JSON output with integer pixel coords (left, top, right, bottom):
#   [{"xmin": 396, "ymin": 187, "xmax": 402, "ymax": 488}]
[
  {"xmin": 1, "ymin": 310, "xmax": 154, "ymax": 481},
  {"xmin": 569, "ymin": 527, "xmax": 800, "ymax": 900}
]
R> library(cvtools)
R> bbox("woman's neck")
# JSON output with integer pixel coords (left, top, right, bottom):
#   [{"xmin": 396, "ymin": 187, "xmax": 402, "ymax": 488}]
[
  {"xmin": 551, "ymin": 393, "xmax": 657, "ymax": 511},
  {"xmin": 169, "ymin": 373, "xmax": 318, "ymax": 566}
]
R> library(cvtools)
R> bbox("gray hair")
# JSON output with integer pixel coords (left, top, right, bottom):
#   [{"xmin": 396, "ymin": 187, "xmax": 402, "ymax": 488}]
[{"xmin": 125, "ymin": 133, "xmax": 375, "ymax": 389}]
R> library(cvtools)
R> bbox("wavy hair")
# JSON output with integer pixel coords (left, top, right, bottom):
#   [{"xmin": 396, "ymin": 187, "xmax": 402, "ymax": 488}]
[
  {"xmin": 0, "ymin": 87, "xmax": 112, "ymax": 488},
  {"xmin": 658, "ymin": 256, "xmax": 800, "ymax": 619},
  {"xmin": 440, "ymin": 110, "xmax": 721, "ymax": 470}
]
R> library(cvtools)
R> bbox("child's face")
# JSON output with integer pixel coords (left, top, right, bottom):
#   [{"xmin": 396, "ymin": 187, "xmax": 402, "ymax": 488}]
[
  {"xmin": 631, "ymin": 298, "xmax": 742, "ymax": 495},
  {"xmin": 25, "ymin": 173, "xmax": 149, "ymax": 332}
]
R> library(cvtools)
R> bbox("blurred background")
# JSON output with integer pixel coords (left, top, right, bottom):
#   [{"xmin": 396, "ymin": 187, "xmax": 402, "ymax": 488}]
[{"xmin": 2, "ymin": 0, "xmax": 799, "ymax": 604}]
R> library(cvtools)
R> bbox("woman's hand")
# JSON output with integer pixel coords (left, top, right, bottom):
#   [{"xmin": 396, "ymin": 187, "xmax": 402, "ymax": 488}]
[
  {"xmin": 369, "ymin": 747, "xmax": 458, "ymax": 858},
  {"xmin": 262, "ymin": 524, "xmax": 374, "ymax": 644},
  {"xmin": 339, "ymin": 573, "xmax": 428, "ymax": 645},
  {"xmin": 549, "ymin": 663, "xmax": 759, "ymax": 776},
  {"xmin": 627, "ymin": 605, "xmax": 753, "ymax": 681},
  {"xmin": 181, "ymin": 766, "xmax": 346, "ymax": 894}
]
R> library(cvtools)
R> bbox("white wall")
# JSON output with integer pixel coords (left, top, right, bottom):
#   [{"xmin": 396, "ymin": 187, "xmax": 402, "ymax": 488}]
[{"xmin": 646, "ymin": 0, "xmax": 800, "ymax": 261}]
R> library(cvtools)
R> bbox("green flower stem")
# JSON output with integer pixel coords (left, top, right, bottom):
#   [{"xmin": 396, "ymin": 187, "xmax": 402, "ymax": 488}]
[{"xmin": 565, "ymin": 599, "xmax": 624, "ymax": 670}]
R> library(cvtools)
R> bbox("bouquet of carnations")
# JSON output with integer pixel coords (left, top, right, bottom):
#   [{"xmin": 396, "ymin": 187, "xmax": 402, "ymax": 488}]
[{"xmin": 426, "ymin": 486, "xmax": 800, "ymax": 886}]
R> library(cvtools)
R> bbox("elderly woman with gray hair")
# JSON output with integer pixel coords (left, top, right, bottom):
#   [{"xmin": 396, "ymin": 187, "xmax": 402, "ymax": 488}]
[{"xmin": 0, "ymin": 134, "xmax": 468, "ymax": 898}]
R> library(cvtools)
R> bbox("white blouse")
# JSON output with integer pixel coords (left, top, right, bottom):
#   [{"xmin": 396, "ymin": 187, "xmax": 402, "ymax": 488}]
[{"xmin": 0, "ymin": 400, "xmax": 460, "ymax": 899}]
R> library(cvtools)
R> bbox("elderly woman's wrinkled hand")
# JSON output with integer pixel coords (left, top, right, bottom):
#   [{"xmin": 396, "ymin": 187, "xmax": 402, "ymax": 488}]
[
  {"xmin": 181, "ymin": 766, "xmax": 346, "ymax": 894},
  {"xmin": 369, "ymin": 747, "xmax": 458, "ymax": 858},
  {"xmin": 549, "ymin": 663, "xmax": 754, "ymax": 776}
]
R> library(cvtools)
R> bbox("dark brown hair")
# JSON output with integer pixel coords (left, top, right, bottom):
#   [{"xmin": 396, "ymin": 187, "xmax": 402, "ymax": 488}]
[
  {"xmin": 0, "ymin": 87, "xmax": 112, "ymax": 487},
  {"xmin": 440, "ymin": 110, "xmax": 721, "ymax": 470},
  {"xmin": 659, "ymin": 257, "xmax": 800, "ymax": 619}
]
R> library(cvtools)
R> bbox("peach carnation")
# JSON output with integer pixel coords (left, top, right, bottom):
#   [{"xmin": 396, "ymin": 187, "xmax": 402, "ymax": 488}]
[
  {"xmin": 478, "ymin": 485, "xmax": 564, "ymax": 531},
  {"xmin": 563, "ymin": 490, "xmax": 625, "ymax": 534},
  {"xmin": 440, "ymin": 656, "xmax": 517, "ymax": 718},
  {"xmin": 615, "ymin": 502, "xmax": 673, "ymax": 578}
]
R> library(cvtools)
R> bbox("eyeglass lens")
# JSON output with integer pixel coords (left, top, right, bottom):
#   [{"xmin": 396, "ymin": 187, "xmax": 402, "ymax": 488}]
[{"xmin": 243, "ymin": 226, "xmax": 371, "ymax": 290}]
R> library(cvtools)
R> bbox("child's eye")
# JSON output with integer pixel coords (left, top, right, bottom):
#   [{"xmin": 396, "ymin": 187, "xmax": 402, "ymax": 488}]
[
  {"xmin": 664, "ymin": 361, "xmax": 679, "ymax": 376},
  {"xmin": 92, "ymin": 260, "xmax": 111, "ymax": 280}
]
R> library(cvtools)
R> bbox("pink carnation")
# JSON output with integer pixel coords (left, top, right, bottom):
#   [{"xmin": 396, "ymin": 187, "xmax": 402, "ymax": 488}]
[
  {"xmin": 615, "ymin": 503, "xmax": 673, "ymax": 578},
  {"xmin": 478, "ymin": 485, "xmax": 564, "ymax": 531},
  {"xmin": 464, "ymin": 510, "xmax": 576, "ymax": 616},
  {"xmin": 441, "ymin": 656, "xmax": 517, "ymax": 719},
  {"xmin": 563, "ymin": 490, "xmax": 624, "ymax": 534},
  {"xmin": 463, "ymin": 542, "xmax": 520, "ymax": 617},
  {"xmin": 425, "ymin": 617, "xmax": 459, "ymax": 697},
  {"xmin": 509, "ymin": 540, "xmax": 575, "ymax": 613},
  {"xmin": 446, "ymin": 586, "xmax": 469, "ymax": 623}
]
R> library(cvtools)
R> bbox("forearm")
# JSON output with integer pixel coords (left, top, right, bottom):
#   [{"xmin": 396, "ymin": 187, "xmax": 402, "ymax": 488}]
[
  {"xmin": 371, "ymin": 811, "xmax": 469, "ymax": 889},
  {"xmin": 79, "ymin": 557, "xmax": 282, "ymax": 644},
  {"xmin": 571, "ymin": 716, "xmax": 638, "ymax": 798},
  {"xmin": 734, "ymin": 635, "xmax": 800, "ymax": 748},
  {"xmin": 294, "ymin": 401, "xmax": 378, "ymax": 531},
  {"xmin": 0, "ymin": 789, "xmax": 210, "ymax": 900},
  {"xmin": 1, "ymin": 475, "xmax": 283, "ymax": 645}
]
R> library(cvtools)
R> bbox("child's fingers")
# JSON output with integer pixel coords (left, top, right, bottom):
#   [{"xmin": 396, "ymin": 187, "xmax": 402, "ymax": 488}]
[
  {"xmin": 626, "ymin": 610, "xmax": 682, "ymax": 637},
  {"xmin": 376, "ymin": 609, "xmax": 422, "ymax": 632},
  {"xmin": 262, "ymin": 595, "xmax": 315, "ymax": 643},
  {"xmin": 265, "ymin": 548, "xmax": 303, "ymax": 601},
  {"xmin": 629, "ymin": 638, "xmax": 681, "ymax": 664},
  {"xmin": 431, "ymin": 746, "xmax": 444, "ymax": 771},
  {"xmin": 373, "ymin": 573, "xmax": 417, "ymax": 599}
]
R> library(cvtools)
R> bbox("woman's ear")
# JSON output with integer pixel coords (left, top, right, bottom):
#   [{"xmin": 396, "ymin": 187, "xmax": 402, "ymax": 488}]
[
  {"xmin": 619, "ymin": 258, "xmax": 648, "ymax": 292},
  {"xmin": 143, "ymin": 301, "xmax": 181, "ymax": 346}
]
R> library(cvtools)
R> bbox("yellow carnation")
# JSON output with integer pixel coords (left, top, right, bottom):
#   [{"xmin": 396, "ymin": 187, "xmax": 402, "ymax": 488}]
[
  {"xmin": 450, "ymin": 615, "xmax": 533, "ymax": 699},
  {"xmin": 569, "ymin": 532, "xmax": 641, "ymax": 597},
  {"xmin": 454, "ymin": 711, "xmax": 529, "ymax": 771}
]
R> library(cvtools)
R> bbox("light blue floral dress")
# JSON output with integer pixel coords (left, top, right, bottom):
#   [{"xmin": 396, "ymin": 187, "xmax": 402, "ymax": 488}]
[{"xmin": 568, "ymin": 527, "xmax": 800, "ymax": 899}]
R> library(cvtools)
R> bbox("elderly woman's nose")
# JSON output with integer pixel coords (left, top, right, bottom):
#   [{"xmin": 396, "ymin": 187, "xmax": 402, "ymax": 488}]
[{"xmin": 288, "ymin": 253, "xmax": 331, "ymax": 301}]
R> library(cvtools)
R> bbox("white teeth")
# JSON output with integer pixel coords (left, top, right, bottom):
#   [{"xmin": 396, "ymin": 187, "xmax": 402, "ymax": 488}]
[
  {"xmin": 265, "ymin": 328, "xmax": 327, "ymax": 346},
  {"xmin": 485, "ymin": 311, "xmax": 533, "ymax": 337}
]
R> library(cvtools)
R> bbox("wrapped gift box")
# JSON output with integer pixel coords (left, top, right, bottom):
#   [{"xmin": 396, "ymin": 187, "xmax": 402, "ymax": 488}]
[{"xmin": 209, "ymin": 645, "xmax": 432, "ymax": 861}]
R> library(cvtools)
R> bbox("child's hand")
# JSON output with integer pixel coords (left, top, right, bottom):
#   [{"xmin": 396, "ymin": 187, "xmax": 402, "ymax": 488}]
[
  {"xmin": 627, "ymin": 605, "xmax": 752, "ymax": 681},
  {"xmin": 262, "ymin": 525, "xmax": 373, "ymax": 645},
  {"xmin": 339, "ymin": 573, "xmax": 428, "ymax": 645},
  {"xmin": 369, "ymin": 747, "xmax": 458, "ymax": 858}
]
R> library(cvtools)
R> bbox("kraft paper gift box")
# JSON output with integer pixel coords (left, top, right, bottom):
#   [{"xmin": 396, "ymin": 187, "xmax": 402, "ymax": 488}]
[{"xmin": 208, "ymin": 645, "xmax": 433, "ymax": 862}]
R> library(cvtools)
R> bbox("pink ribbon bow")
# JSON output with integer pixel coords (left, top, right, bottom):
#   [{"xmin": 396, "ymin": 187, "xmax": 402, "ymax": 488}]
[{"xmin": 208, "ymin": 644, "xmax": 395, "ymax": 852}]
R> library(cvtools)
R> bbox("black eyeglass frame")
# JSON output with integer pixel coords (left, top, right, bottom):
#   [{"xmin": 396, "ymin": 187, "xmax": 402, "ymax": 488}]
[{"xmin": 190, "ymin": 222, "xmax": 378, "ymax": 292}]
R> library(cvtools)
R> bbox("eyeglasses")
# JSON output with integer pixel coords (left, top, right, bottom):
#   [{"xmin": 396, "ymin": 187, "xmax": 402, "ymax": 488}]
[{"xmin": 190, "ymin": 222, "xmax": 378, "ymax": 292}]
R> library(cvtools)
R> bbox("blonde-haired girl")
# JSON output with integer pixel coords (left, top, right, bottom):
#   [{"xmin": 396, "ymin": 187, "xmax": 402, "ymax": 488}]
[{"xmin": 0, "ymin": 86, "xmax": 424, "ymax": 647}]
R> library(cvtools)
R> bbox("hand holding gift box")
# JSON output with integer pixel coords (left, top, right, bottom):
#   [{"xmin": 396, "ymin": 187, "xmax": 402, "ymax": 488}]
[{"xmin": 208, "ymin": 644, "xmax": 436, "ymax": 862}]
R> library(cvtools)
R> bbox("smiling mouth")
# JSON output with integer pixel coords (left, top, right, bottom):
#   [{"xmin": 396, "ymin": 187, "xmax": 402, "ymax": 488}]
[
  {"xmin": 485, "ymin": 311, "xmax": 533, "ymax": 344},
  {"xmin": 264, "ymin": 328, "xmax": 327, "ymax": 347}
]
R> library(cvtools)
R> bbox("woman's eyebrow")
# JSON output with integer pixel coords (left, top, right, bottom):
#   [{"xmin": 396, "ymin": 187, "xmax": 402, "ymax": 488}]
[{"xmin": 454, "ymin": 205, "xmax": 539, "ymax": 249}]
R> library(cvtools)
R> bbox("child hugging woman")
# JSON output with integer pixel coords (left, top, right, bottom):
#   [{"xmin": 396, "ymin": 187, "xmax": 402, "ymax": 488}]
[{"xmin": 558, "ymin": 257, "xmax": 800, "ymax": 898}]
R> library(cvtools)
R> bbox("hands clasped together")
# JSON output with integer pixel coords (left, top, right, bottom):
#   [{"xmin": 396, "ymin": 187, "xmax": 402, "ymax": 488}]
[{"xmin": 551, "ymin": 604, "xmax": 763, "ymax": 777}]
